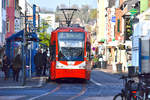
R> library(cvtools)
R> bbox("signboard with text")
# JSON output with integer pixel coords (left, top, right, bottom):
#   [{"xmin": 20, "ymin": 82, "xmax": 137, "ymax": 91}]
[{"xmin": 15, "ymin": 19, "xmax": 20, "ymax": 33}]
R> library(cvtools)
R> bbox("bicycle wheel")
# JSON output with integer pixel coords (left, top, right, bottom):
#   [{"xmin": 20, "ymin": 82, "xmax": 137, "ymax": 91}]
[
  {"xmin": 136, "ymin": 91, "xmax": 143, "ymax": 100},
  {"xmin": 113, "ymin": 93, "xmax": 125, "ymax": 100}
]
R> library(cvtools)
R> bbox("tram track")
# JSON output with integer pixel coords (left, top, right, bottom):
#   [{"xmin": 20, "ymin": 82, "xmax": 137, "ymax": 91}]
[
  {"xmin": 29, "ymin": 80, "xmax": 87, "ymax": 100},
  {"xmin": 28, "ymin": 84, "xmax": 61, "ymax": 100},
  {"xmin": 67, "ymin": 83, "xmax": 87, "ymax": 100}
]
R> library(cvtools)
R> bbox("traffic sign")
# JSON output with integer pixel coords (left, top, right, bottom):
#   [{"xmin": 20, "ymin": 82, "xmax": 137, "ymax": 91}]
[
  {"xmin": 92, "ymin": 47, "xmax": 95, "ymax": 51},
  {"xmin": 129, "ymin": 8, "xmax": 138, "ymax": 15}
]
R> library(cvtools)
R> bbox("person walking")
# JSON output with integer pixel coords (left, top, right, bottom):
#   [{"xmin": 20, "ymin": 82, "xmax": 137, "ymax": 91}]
[
  {"xmin": 42, "ymin": 50, "xmax": 48, "ymax": 76},
  {"xmin": 2, "ymin": 55, "xmax": 10, "ymax": 80},
  {"xmin": 34, "ymin": 49, "xmax": 43, "ymax": 76},
  {"xmin": 12, "ymin": 54, "xmax": 22, "ymax": 82}
]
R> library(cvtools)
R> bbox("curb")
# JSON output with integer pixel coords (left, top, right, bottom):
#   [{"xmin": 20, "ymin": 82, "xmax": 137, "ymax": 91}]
[{"xmin": 0, "ymin": 77, "xmax": 47, "ymax": 89}]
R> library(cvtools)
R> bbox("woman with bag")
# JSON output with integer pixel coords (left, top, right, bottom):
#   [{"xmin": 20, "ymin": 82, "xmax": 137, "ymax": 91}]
[{"xmin": 2, "ymin": 55, "xmax": 10, "ymax": 80}]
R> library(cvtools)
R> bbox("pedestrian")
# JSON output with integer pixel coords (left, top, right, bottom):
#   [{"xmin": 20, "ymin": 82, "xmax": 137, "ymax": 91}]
[
  {"xmin": 2, "ymin": 55, "xmax": 10, "ymax": 80},
  {"xmin": 42, "ymin": 49, "xmax": 48, "ymax": 76},
  {"xmin": 12, "ymin": 54, "xmax": 22, "ymax": 82},
  {"xmin": 34, "ymin": 49, "xmax": 43, "ymax": 76}
]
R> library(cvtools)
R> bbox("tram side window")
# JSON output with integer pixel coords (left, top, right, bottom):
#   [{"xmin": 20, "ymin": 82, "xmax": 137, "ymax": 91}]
[{"xmin": 50, "ymin": 41, "xmax": 56, "ymax": 61}]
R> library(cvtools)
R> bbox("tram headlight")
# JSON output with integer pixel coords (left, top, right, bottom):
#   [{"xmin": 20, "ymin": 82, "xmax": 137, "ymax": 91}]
[
  {"xmin": 56, "ymin": 65, "xmax": 63, "ymax": 68},
  {"xmin": 56, "ymin": 65, "xmax": 59, "ymax": 68},
  {"xmin": 79, "ymin": 66, "xmax": 86, "ymax": 69},
  {"xmin": 56, "ymin": 61, "xmax": 65, "ymax": 68}
]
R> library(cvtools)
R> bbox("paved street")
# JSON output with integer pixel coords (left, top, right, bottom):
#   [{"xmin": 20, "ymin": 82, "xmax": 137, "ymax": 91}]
[{"xmin": 0, "ymin": 70, "xmax": 123, "ymax": 100}]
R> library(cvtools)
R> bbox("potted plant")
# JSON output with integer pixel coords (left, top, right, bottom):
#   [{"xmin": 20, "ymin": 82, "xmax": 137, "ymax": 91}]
[{"xmin": 92, "ymin": 56, "xmax": 99, "ymax": 69}]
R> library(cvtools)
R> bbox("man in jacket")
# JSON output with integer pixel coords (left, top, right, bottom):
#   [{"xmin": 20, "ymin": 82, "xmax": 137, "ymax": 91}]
[
  {"xmin": 34, "ymin": 49, "xmax": 43, "ymax": 76},
  {"xmin": 42, "ymin": 49, "xmax": 48, "ymax": 76}
]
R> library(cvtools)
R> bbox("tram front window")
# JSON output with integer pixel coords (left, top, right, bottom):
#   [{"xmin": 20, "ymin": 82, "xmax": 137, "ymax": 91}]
[{"xmin": 58, "ymin": 32, "xmax": 85, "ymax": 61}]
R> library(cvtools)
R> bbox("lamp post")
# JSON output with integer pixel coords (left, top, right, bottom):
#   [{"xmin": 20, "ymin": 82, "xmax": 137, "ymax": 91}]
[{"xmin": 22, "ymin": 0, "xmax": 32, "ymax": 86}]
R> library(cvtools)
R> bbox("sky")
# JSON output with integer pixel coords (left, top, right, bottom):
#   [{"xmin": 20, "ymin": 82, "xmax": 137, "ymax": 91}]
[{"xmin": 28, "ymin": 0, "xmax": 97, "ymax": 11}]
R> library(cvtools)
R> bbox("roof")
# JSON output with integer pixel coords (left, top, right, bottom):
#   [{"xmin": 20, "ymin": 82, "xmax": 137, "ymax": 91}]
[
  {"xmin": 6, "ymin": 30, "xmax": 40, "ymax": 42},
  {"xmin": 6, "ymin": 30, "xmax": 24, "ymax": 42}
]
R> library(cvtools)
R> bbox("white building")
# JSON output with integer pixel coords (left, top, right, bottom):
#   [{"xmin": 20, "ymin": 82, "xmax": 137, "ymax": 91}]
[
  {"xmin": 39, "ymin": 13, "xmax": 55, "ymax": 33},
  {"xmin": 97, "ymin": 0, "xmax": 108, "ymax": 42},
  {"xmin": 17, "ymin": 0, "xmax": 40, "ymax": 32}
]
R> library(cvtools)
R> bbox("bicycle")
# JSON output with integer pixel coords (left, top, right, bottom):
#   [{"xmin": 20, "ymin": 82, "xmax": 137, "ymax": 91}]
[
  {"xmin": 113, "ymin": 75, "xmax": 137, "ymax": 100},
  {"xmin": 136, "ymin": 73, "xmax": 150, "ymax": 100}
]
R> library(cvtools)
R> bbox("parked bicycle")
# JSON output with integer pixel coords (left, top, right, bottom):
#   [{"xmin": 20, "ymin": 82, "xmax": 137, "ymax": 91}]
[
  {"xmin": 136, "ymin": 73, "xmax": 150, "ymax": 100},
  {"xmin": 113, "ymin": 75, "xmax": 137, "ymax": 100}
]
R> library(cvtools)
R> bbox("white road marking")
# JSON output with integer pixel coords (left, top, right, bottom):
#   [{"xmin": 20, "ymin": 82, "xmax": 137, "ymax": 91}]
[
  {"xmin": 90, "ymin": 79, "xmax": 102, "ymax": 86},
  {"xmin": 83, "ymin": 96, "xmax": 113, "ymax": 100},
  {"xmin": 37, "ymin": 77, "xmax": 44, "ymax": 87},
  {"xmin": 0, "ymin": 96, "xmax": 26, "ymax": 100},
  {"xmin": 0, "ymin": 86, "xmax": 32, "ymax": 89}
]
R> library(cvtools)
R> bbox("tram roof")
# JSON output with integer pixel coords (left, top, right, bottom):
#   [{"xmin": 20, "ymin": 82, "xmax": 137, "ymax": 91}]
[{"xmin": 54, "ymin": 24, "xmax": 85, "ymax": 31}]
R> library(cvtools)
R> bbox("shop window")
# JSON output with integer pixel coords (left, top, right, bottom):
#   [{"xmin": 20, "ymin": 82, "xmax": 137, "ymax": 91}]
[{"xmin": 6, "ymin": 21, "xmax": 10, "ymax": 32}]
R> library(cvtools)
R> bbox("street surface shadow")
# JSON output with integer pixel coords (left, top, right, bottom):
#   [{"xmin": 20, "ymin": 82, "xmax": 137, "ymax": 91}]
[{"xmin": 53, "ymin": 78, "xmax": 89, "ymax": 84}]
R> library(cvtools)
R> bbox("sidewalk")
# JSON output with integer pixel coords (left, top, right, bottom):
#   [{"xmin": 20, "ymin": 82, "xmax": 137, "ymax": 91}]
[
  {"xmin": 94, "ymin": 64, "xmax": 128, "ymax": 75},
  {"xmin": 0, "ymin": 69, "xmax": 47, "ymax": 89}
]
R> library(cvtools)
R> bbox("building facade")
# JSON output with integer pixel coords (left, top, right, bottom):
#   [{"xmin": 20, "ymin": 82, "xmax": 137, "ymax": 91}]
[
  {"xmin": 0, "ymin": 0, "xmax": 6, "ymax": 45},
  {"xmin": 97, "ymin": 0, "xmax": 108, "ymax": 43},
  {"xmin": 113, "ymin": 0, "xmax": 140, "ymax": 72},
  {"xmin": 96, "ymin": 0, "xmax": 140, "ymax": 72},
  {"xmin": 6, "ymin": 0, "xmax": 15, "ymax": 38}
]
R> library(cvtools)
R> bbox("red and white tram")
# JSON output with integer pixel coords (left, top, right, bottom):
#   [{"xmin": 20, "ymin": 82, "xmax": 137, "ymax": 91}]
[{"xmin": 49, "ymin": 9, "xmax": 91, "ymax": 81}]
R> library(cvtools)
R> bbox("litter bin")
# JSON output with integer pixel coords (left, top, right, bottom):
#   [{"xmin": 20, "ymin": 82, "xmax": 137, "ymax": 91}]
[
  {"xmin": 128, "ymin": 66, "xmax": 135, "ymax": 76},
  {"xmin": 116, "ymin": 63, "xmax": 122, "ymax": 72}
]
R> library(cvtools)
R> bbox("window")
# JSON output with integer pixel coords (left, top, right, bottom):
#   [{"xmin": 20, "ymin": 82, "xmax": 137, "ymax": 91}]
[
  {"xmin": 2, "ymin": 0, "xmax": 6, "ymax": 9},
  {"xmin": 117, "ymin": 19, "xmax": 120, "ymax": 32},
  {"xmin": 58, "ymin": 32, "xmax": 85, "ymax": 61},
  {"xmin": 7, "ymin": 0, "xmax": 9, "ymax": 7},
  {"xmin": 15, "ymin": 0, "xmax": 19, "ymax": 9},
  {"xmin": 6, "ymin": 21, "xmax": 10, "ymax": 32},
  {"xmin": 15, "ymin": 0, "xmax": 16, "ymax": 9}
]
